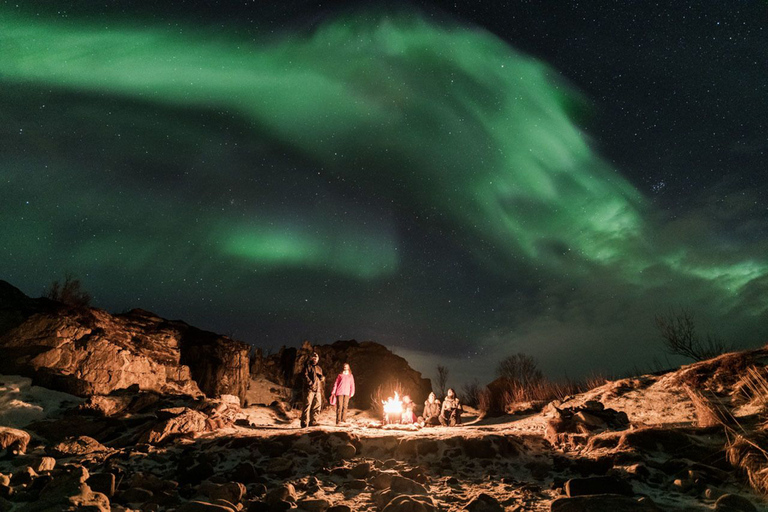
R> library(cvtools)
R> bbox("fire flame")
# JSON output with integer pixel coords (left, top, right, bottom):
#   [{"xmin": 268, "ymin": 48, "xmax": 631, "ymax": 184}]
[{"xmin": 382, "ymin": 391, "xmax": 403, "ymax": 414}]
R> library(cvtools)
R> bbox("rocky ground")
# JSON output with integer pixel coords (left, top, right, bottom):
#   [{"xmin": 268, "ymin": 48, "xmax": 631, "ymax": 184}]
[
  {"xmin": 2, "ymin": 347, "xmax": 768, "ymax": 512},
  {"xmin": 1, "ymin": 282, "xmax": 766, "ymax": 511}
]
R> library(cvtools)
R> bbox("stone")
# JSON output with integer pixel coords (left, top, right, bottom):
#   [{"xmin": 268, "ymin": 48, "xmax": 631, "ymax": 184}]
[
  {"xmin": 267, "ymin": 457, "xmax": 294, "ymax": 478},
  {"xmin": 26, "ymin": 464, "xmax": 111, "ymax": 512},
  {"xmin": 141, "ymin": 407, "xmax": 210, "ymax": 444},
  {"xmin": 564, "ymin": 476, "xmax": 633, "ymax": 497},
  {"xmin": 466, "ymin": 493, "xmax": 504, "ymax": 512},
  {"xmin": 265, "ymin": 483, "xmax": 297, "ymax": 505},
  {"xmin": 381, "ymin": 494, "xmax": 438, "ymax": 512},
  {"xmin": 198, "ymin": 481, "xmax": 246, "ymax": 504},
  {"xmin": 230, "ymin": 461, "xmax": 260, "ymax": 483},
  {"xmin": 346, "ymin": 479, "xmax": 367, "ymax": 489},
  {"xmin": 715, "ymin": 494, "xmax": 758, "ymax": 512},
  {"xmin": 336, "ymin": 443, "xmax": 356, "ymax": 459},
  {"xmin": 87, "ymin": 472, "xmax": 116, "ymax": 497},
  {"xmin": 33, "ymin": 456, "xmax": 56, "ymax": 473},
  {"xmin": 130, "ymin": 472, "xmax": 178, "ymax": 493},
  {"xmin": 349, "ymin": 461, "xmax": 372, "ymax": 479},
  {"xmin": 551, "ymin": 495, "xmax": 659, "ymax": 512},
  {"xmin": 298, "ymin": 498, "xmax": 332, "ymax": 511},
  {"xmin": 400, "ymin": 467, "xmax": 429, "ymax": 485},
  {"xmin": 10, "ymin": 467, "xmax": 37, "ymax": 486},
  {"xmin": 371, "ymin": 471, "xmax": 395, "ymax": 490},
  {"xmin": 0, "ymin": 427, "xmax": 30, "ymax": 454},
  {"xmin": 390, "ymin": 475, "xmax": 428, "ymax": 495},
  {"xmin": 180, "ymin": 462, "xmax": 216, "ymax": 485},
  {"xmin": 119, "ymin": 486, "xmax": 154, "ymax": 504},
  {"xmin": 328, "ymin": 506, "xmax": 353, "ymax": 512},
  {"xmin": 49, "ymin": 435, "xmax": 108, "ymax": 457}
]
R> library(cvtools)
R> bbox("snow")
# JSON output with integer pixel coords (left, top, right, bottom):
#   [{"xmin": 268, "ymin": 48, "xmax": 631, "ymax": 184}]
[{"xmin": 0, "ymin": 374, "xmax": 82, "ymax": 428}]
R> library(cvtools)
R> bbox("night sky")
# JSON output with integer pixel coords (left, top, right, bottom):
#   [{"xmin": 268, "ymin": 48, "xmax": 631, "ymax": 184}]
[{"xmin": 2, "ymin": 1, "xmax": 767, "ymax": 386}]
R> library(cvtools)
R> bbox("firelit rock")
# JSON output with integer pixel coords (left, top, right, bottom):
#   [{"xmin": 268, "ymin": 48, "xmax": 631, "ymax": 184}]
[
  {"xmin": 0, "ymin": 427, "xmax": 30, "ymax": 454},
  {"xmin": 0, "ymin": 280, "xmax": 249, "ymax": 403}
]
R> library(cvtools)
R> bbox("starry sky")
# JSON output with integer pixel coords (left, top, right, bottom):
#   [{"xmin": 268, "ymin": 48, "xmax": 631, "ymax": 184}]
[{"xmin": 2, "ymin": 1, "xmax": 767, "ymax": 386}]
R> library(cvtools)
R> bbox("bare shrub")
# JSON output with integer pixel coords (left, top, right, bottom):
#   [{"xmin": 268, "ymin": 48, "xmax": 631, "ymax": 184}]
[
  {"xmin": 436, "ymin": 365, "xmax": 449, "ymax": 398},
  {"xmin": 47, "ymin": 273, "xmax": 91, "ymax": 309},
  {"xmin": 461, "ymin": 379, "xmax": 491, "ymax": 415},
  {"xmin": 655, "ymin": 308, "xmax": 730, "ymax": 361},
  {"xmin": 496, "ymin": 353, "xmax": 543, "ymax": 385}
]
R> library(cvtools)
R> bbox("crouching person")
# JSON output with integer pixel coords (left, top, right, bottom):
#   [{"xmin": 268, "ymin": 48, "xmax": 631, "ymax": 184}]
[
  {"xmin": 419, "ymin": 392, "xmax": 441, "ymax": 427},
  {"xmin": 439, "ymin": 388, "xmax": 462, "ymax": 426}
]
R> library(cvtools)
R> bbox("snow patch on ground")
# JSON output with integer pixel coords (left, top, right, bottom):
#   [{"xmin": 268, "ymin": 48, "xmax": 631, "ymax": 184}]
[{"xmin": 0, "ymin": 374, "xmax": 82, "ymax": 428}]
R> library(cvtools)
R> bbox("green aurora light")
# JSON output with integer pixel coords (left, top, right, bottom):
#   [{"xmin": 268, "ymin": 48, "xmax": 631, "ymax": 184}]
[{"xmin": 1, "ymin": 6, "xmax": 766, "ymax": 318}]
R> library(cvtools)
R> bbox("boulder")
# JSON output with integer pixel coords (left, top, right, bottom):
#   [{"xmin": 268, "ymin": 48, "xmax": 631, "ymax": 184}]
[
  {"xmin": 265, "ymin": 483, "xmax": 297, "ymax": 505},
  {"xmin": 297, "ymin": 498, "xmax": 332, "ymax": 512},
  {"xmin": 466, "ymin": 493, "xmax": 504, "ymax": 512},
  {"xmin": 266, "ymin": 457, "xmax": 294, "ymax": 478},
  {"xmin": 197, "ymin": 481, "xmax": 246, "ymax": 504},
  {"xmin": 253, "ymin": 339, "xmax": 433, "ymax": 408},
  {"xmin": 0, "ymin": 427, "xmax": 30, "ymax": 454},
  {"xmin": 49, "ymin": 435, "xmax": 108, "ymax": 457},
  {"xmin": 0, "ymin": 281, "xmax": 249, "ymax": 402},
  {"xmin": 390, "ymin": 475, "xmax": 428, "ymax": 495},
  {"xmin": 33, "ymin": 457, "xmax": 56, "ymax": 473},
  {"xmin": 140, "ymin": 407, "xmax": 209, "ymax": 444},
  {"xmin": 546, "ymin": 401, "xmax": 630, "ymax": 441},
  {"xmin": 26, "ymin": 463, "xmax": 110, "ymax": 512}
]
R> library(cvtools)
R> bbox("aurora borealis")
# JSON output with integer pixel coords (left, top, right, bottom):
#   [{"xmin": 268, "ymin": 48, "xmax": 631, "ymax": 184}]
[{"xmin": 2, "ymin": 2, "xmax": 767, "ymax": 383}]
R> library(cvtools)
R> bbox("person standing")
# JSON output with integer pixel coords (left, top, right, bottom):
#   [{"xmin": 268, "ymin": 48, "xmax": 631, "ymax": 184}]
[
  {"xmin": 301, "ymin": 352, "xmax": 325, "ymax": 428},
  {"xmin": 439, "ymin": 388, "xmax": 462, "ymax": 426},
  {"xmin": 330, "ymin": 363, "xmax": 355, "ymax": 425}
]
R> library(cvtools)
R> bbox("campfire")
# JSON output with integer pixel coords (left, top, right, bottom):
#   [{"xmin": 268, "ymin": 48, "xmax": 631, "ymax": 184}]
[{"xmin": 382, "ymin": 391, "xmax": 403, "ymax": 415}]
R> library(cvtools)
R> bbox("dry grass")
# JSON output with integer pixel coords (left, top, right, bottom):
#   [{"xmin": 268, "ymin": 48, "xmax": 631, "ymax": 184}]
[
  {"xmin": 688, "ymin": 364, "xmax": 768, "ymax": 496},
  {"xmin": 683, "ymin": 385, "xmax": 731, "ymax": 428},
  {"xmin": 483, "ymin": 374, "xmax": 608, "ymax": 415}
]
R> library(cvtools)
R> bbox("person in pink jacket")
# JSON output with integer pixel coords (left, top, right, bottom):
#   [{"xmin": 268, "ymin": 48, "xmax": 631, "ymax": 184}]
[{"xmin": 330, "ymin": 363, "xmax": 355, "ymax": 425}]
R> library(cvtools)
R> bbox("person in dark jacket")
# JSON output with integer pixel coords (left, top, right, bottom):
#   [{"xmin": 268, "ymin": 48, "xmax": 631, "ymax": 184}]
[
  {"xmin": 330, "ymin": 363, "xmax": 355, "ymax": 425},
  {"xmin": 439, "ymin": 388, "xmax": 462, "ymax": 426},
  {"xmin": 419, "ymin": 392, "xmax": 441, "ymax": 427},
  {"xmin": 301, "ymin": 352, "xmax": 325, "ymax": 428}
]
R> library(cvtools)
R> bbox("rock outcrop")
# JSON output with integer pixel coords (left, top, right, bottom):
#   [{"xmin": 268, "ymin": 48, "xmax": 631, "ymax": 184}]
[
  {"xmin": 0, "ymin": 281, "xmax": 250, "ymax": 403},
  {"xmin": 252, "ymin": 340, "xmax": 433, "ymax": 409}
]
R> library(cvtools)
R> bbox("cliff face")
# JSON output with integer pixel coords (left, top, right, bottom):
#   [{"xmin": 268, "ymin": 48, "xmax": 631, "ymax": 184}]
[
  {"xmin": 0, "ymin": 281, "xmax": 250, "ymax": 403},
  {"xmin": 253, "ymin": 339, "xmax": 433, "ymax": 408}
]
